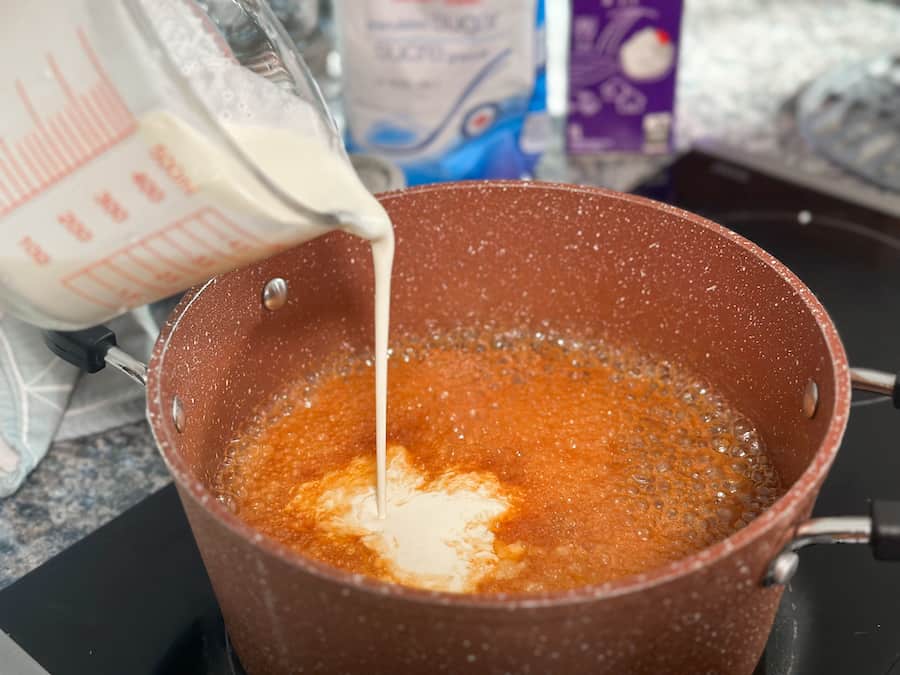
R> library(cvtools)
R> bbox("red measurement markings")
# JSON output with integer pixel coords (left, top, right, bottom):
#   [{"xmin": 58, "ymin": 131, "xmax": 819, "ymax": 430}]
[
  {"xmin": 96, "ymin": 84, "xmax": 132, "ymax": 138},
  {"xmin": 32, "ymin": 132, "xmax": 58, "ymax": 179},
  {"xmin": 201, "ymin": 216, "xmax": 252, "ymax": 256},
  {"xmin": 0, "ymin": 138, "xmax": 32, "ymax": 196},
  {"xmin": 132, "ymin": 172, "xmax": 165, "ymax": 203},
  {"xmin": 17, "ymin": 137, "xmax": 46, "ymax": 187},
  {"xmin": 62, "ymin": 208, "xmax": 260, "ymax": 310},
  {"xmin": 18, "ymin": 136, "xmax": 46, "ymax": 184},
  {"xmin": 200, "ymin": 213, "xmax": 269, "ymax": 259},
  {"xmin": 94, "ymin": 191, "xmax": 128, "ymax": 222},
  {"xmin": 86, "ymin": 88, "xmax": 115, "ymax": 141},
  {"xmin": 79, "ymin": 92, "xmax": 111, "ymax": 147},
  {"xmin": 125, "ymin": 250, "xmax": 181, "ymax": 285},
  {"xmin": 46, "ymin": 55, "xmax": 104, "ymax": 156},
  {"xmin": 65, "ymin": 284, "xmax": 117, "ymax": 310},
  {"xmin": 77, "ymin": 28, "xmax": 135, "ymax": 130},
  {"xmin": 179, "ymin": 223, "xmax": 242, "ymax": 263},
  {"xmin": 0, "ymin": 28, "xmax": 138, "ymax": 219},
  {"xmin": 150, "ymin": 144, "xmax": 197, "ymax": 195},
  {"xmin": 0, "ymin": 172, "xmax": 13, "ymax": 205},
  {"xmin": 202, "ymin": 209, "xmax": 260, "ymax": 244},
  {"xmin": 141, "ymin": 239, "xmax": 197, "ymax": 276},
  {"xmin": 86, "ymin": 270, "xmax": 143, "ymax": 307},
  {"xmin": 162, "ymin": 230, "xmax": 215, "ymax": 268},
  {"xmin": 0, "ymin": 176, "xmax": 17, "ymax": 212},
  {"xmin": 19, "ymin": 236, "xmax": 50, "ymax": 265},
  {"xmin": 91, "ymin": 83, "xmax": 125, "ymax": 133},
  {"xmin": 105, "ymin": 259, "xmax": 169, "ymax": 293},
  {"xmin": 202, "ymin": 209, "xmax": 282, "ymax": 255},
  {"xmin": 15, "ymin": 81, "xmax": 68, "ymax": 175},
  {"xmin": 48, "ymin": 109, "xmax": 87, "ymax": 162},
  {"xmin": 25, "ymin": 132, "xmax": 55, "ymax": 181},
  {"xmin": 58, "ymin": 210, "xmax": 93, "ymax": 242},
  {"xmin": 47, "ymin": 114, "xmax": 80, "ymax": 165}
]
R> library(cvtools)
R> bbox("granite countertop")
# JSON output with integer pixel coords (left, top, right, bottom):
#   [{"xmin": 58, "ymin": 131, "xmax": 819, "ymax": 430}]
[{"xmin": 1, "ymin": 0, "xmax": 898, "ymax": 591}]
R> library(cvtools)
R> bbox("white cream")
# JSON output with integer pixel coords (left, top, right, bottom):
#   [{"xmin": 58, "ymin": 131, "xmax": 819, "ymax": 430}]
[
  {"xmin": 135, "ymin": 111, "xmax": 391, "ymax": 239},
  {"xmin": 137, "ymin": 111, "xmax": 397, "ymax": 519},
  {"xmin": 139, "ymin": 0, "xmax": 397, "ymax": 518},
  {"xmin": 295, "ymin": 446, "xmax": 512, "ymax": 592}
]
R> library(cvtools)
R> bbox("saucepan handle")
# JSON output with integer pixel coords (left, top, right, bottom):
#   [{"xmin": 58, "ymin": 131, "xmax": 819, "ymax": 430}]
[
  {"xmin": 764, "ymin": 368, "xmax": 900, "ymax": 586},
  {"xmin": 850, "ymin": 368, "xmax": 900, "ymax": 408},
  {"xmin": 764, "ymin": 501, "xmax": 900, "ymax": 586},
  {"xmin": 43, "ymin": 326, "xmax": 148, "ymax": 387}
]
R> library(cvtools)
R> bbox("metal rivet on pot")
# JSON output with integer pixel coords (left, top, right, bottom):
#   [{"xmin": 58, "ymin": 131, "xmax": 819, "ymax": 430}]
[
  {"xmin": 802, "ymin": 379, "xmax": 819, "ymax": 419},
  {"xmin": 172, "ymin": 396, "xmax": 185, "ymax": 433},
  {"xmin": 766, "ymin": 551, "xmax": 799, "ymax": 586},
  {"xmin": 262, "ymin": 277, "xmax": 288, "ymax": 311}
]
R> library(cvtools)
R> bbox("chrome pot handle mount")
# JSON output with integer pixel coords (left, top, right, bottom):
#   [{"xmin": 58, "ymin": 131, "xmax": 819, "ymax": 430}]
[
  {"xmin": 765, "ymin": 368, "xmax": 900, "ymax": 587},
  {"xmin": 42, "ymin": 328, "xmax": 900, "ymax": 588},
  {"xmin": 44, "ymin": 325, "xmax": 147, "ymax": 387},
  {"xmin": 851, "ymin": 367, "xmax": 900, "ymax": 407},
  {"xmin": 764, "ymin": 502, "xmax": 900, "ymax": 586}
]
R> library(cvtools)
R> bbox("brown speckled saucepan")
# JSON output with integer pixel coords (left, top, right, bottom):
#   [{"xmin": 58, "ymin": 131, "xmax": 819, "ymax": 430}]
[{"xmin": 143, "ymin": 181, "xmax": 897, "ymax": 674}]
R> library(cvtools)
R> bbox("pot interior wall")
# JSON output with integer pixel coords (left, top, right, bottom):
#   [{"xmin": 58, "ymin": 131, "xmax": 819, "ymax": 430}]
[{"xmin": 152, "ymin": 183, "xmax": 839, "ymax": 500}]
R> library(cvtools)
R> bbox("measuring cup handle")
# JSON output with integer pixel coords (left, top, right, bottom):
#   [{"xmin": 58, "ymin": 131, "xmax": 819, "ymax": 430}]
[{"xmin": 44, "ymin": 327, "xmax": 147, "ymax": 387}]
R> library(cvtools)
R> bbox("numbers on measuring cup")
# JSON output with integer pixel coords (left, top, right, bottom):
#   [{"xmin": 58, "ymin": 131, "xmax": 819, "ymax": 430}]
[
  {"xmin": 19, "ymin": 236, "xmax": 51, "ymax": 266},
  {"xmin": 116, "ymin": 287, "xmax": 143, "ymax": 305},
  {"xmin": 58, "ymin": 211, "xmax": 94, "ymax": 242},
  {"xmin": 132, "ymin": 172, "xmax": 165, "ymax": 203},
  {"xmin": 150, "ymin": 144, "xmax": 197, "ymax": 196},
  {"xmin": 149, "ymin": 268, "xmax": 180, "ymax": 285},
  {"xmin": 94, "ymin": 191, "xmax": 128, "ymax": 223}
]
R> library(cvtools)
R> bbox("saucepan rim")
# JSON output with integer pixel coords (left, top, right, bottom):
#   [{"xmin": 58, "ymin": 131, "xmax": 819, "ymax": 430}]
[{"xmin": 147, "ymin": 180, "xmax": 851, "ymax": 610}]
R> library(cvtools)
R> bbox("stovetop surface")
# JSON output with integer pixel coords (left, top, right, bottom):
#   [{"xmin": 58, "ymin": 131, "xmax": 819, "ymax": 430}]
[{"xmin": 2, "ymin": 148, "xmax": 899, "ymax": 674}]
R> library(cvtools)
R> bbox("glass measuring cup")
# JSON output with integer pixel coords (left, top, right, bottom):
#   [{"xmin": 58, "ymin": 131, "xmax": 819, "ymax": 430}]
[{"xmin": 0, "ymin": 0, "xmax": 381, "ymax": 330}]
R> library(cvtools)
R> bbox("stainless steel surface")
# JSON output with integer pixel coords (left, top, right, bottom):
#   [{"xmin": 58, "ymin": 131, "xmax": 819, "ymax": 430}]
[
  {"xmin": 850, "ymin": 368, "xmax": 897, "ymax": 398},
  {"xmin": 767, "ymin": 551, "xmax": 800, "ymax": 587},
  {"xmin": 262, "ymin": 277, "xmax": 289, "ymax": 311},
  {"xmin": 802, "ymin": 379, "xmax": 819, "ymax": 419},
  {"xmin": 105, "ymin": 346, "xmax": 148, "ymax": 387},
  {"xmin": 0, "ymin": 631, "xmax": 51, "ymax": 675},
  {"xmin": 172, "ymin": 396, "xmax": 185, "ymax": 434},
  {"xmin": 765, "ymin": 516, "xmax": 872, "ymax": 586},
  {"xmin": 791, "ymin": 517, "xmax": 872, "ymax": 548}
]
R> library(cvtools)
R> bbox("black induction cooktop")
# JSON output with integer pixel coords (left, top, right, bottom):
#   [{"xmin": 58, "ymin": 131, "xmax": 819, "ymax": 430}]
[{"xmin": 2, "ymin": 148, "xmax": 899, "ymax": 675}]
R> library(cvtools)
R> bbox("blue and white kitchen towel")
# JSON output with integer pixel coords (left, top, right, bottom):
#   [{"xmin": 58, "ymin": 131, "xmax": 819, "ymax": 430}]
[{"xmin": 0, "ymin": 312, "xmax": 155, "ymax": 497}]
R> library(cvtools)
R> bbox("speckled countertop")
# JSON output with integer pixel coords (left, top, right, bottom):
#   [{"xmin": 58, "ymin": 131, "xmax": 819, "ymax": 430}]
[{"xmin": 1, "ymin": 0, "xmax": 898, "ymax": 591}]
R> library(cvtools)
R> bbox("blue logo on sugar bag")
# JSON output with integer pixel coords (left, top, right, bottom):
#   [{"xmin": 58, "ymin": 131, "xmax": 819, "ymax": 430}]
[
  {"xmin": 368, "ymin": 124, "xmax": 419, "ymax": 147},
  {"xmin": 345, "ymin": 1, "xmax": 548, "ymax": 185},
  {"xmin": 364, "ymin": 49, "xmax": 512, "ymax": 154}
]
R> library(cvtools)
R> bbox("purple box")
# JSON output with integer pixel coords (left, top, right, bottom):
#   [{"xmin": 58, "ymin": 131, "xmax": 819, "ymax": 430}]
[{"xmin": 566, "ymin": 0, "xmax": 683, "ymax": 155}]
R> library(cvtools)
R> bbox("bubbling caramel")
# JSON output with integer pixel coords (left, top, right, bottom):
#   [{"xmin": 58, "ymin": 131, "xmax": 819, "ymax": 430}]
[{"xmin": 215, "ymin": 328, "xmax": 782, "ymax": 594}]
